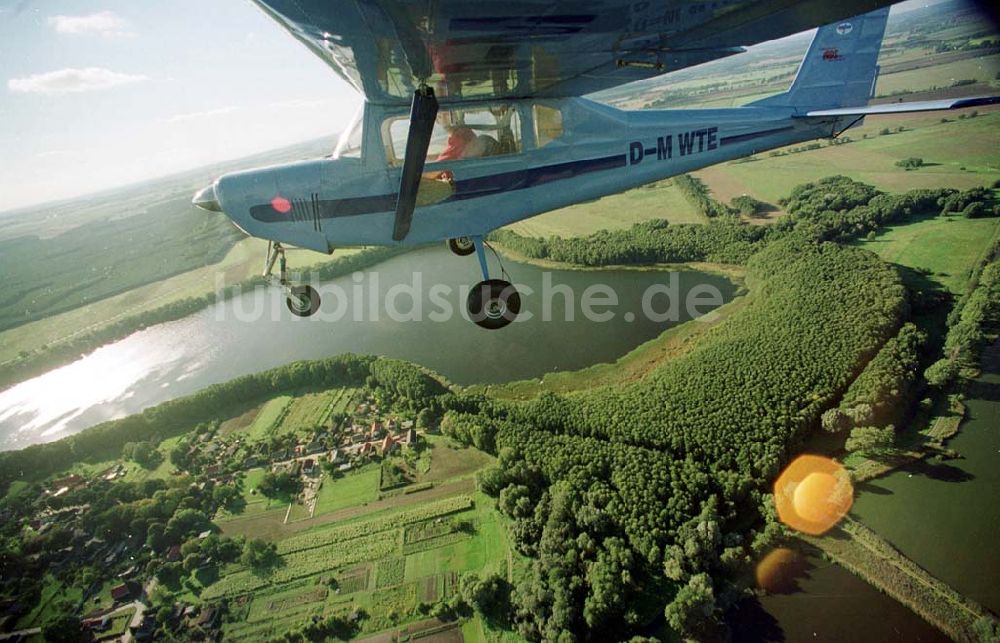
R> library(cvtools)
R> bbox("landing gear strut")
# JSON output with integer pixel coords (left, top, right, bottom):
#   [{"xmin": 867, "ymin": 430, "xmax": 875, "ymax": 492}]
[
  {"xmin": 463, "ymin": 237, "xmax": 520, "ymax": 330},
  {"xmin": 264, "ymin": 241, "xmax": 321, "ymax": 317}
]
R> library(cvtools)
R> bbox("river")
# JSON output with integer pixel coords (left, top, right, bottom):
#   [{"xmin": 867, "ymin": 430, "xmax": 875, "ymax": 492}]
[{"xmin": 0, "ymin": 246, "xmax": 737, "ymax": 451}]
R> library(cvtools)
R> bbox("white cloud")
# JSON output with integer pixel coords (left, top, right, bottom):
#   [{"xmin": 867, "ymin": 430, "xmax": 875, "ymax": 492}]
[
  {"xmin": 265, "ymin": 98, "xmax": 334, "ymax": 110},
  {"xmin": 162, "ymin": 106, "xmax": 240, "ymax": 124},
  {"xmin": 35, "ymin": 150, "xmax": 75, "ymax": 159},
  {"xmin": 48, "ymin": 11, "xmax": 132, "ymax": 37},
  {"xmin": 7, "ymin": 68, "xmax": 149, "ymax": 94}
]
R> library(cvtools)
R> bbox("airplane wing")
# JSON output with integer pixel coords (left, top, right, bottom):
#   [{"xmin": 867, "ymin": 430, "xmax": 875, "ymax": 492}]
[
  {"xmin": 250, "ymin": 0, "xmax": 900, "ymax": 105},
  {"xmin": 805, "ymin": 96, "xmax": 1000, "ymax": 117}
]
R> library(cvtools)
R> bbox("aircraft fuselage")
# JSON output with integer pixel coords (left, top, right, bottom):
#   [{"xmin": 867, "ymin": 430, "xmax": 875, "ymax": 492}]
[{"xmin": 203, "ymin": 97, "xmax": 846, "ymax": 254}]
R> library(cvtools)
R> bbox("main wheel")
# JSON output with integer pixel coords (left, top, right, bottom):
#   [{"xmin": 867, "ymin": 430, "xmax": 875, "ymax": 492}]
[
  {"xmin": 286, "ymin": 285, "xmax": 321, "ymax": 317},
  {"xmin": 448, "ymin": 237, "xmax": 476, "ymax": 256},
  {"xmin": 466, "ymin": 279, "xmax": 520, "ymax": 330}
]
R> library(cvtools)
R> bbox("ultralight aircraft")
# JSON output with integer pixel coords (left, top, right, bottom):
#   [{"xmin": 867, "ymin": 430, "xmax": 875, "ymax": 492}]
[{"xmin": 193, "ymin": 0, "xmax": 998, "ymax": 329}]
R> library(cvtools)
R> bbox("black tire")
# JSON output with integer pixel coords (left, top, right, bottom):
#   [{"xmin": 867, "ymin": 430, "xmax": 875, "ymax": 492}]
[
  {"xmin": 286, "ymin": 285, "xmax": 321, "ymax": 317},
  {"xmin": 448, "ymin": 237, "xmax": 476, "ymax": 256},
  {"xmin": 466, "ymin": 279, "xmax": 520, "ymax": 330}
]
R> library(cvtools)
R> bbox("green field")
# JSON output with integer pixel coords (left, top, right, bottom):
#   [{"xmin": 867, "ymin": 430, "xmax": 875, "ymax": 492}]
[
  {"xmin": 245, "ymin": 396, "xmax": 292, "ymax": 440},
  {"xmin": 505, "ymin": 178, "xmax": 704, "ymax": 238},
  {"xmin": 858, "ymin": 213, "xmax": 1000, "ymax": 294},
  {"xmin": 312, "ymin": 465, "xmax": 381, "ymax": 515},
  {"xmin": 695, "ymin": 110, "xmax": 1000, "ymax": 207},
  {"xmin": 279, "ymin": 391, "xmax": 338, "ymax": 434},
  {"xmin": 875, "ymin": 53, "xmax": 1000, "ymax": 96}
]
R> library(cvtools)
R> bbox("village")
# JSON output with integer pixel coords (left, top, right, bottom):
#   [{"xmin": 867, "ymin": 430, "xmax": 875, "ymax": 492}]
[{"xmin": 0, "ymin": 387, "xmax": 438, "ymax": 642}]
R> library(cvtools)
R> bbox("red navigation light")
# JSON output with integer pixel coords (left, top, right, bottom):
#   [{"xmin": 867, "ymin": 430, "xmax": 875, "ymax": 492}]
[{"xmin": 271, "ymin": 196, "xmax": 292, "ymax": 214}]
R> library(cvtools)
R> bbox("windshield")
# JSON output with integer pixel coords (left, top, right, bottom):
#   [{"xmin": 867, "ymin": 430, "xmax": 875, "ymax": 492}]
[{"xmin": 333, "ymin": 105, "xmax": 364, "ymax": 159}]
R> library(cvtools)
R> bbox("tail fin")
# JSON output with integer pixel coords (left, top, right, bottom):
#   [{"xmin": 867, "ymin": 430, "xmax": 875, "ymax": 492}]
[{"xmin": 751, "ymin": 7, "xmax": 889, "ymax": 111}]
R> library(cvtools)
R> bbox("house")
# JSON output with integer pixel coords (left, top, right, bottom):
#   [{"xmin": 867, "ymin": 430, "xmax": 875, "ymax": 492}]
[
  {"xmin": 303, "ymin": 459, "xmax": 315, "ymax": 474},
  {"xmin": 204, "ymin": 464, "xmax": 220, "ymax": 477},
  {"xmin": 165, "ymin": 545, "xmax": 182, "ymax": 562},
  {"xmin": 329, "ymin": 449, "xmax": 344, "ymax": 464},
  {"xmin": 380, "ymin": 434, "xmax": 398, "ymax": 456},
  {"xmin": 404, "ymin": 428, "xmax": 418, "ymax": 445},
  {"xmin": 110, "ymin": 581, "xmax": 138, "ymax": 603},
  {"xmin": 306, "ymin": 439, "xmax": 325, "ymax": 455},
  {"xmin": 47, "ymin": 474, "xmax": 85, "ymax": 495},
  {"xmin": 337, "ymin": 463, "xmax": 353, "ymax": 472},
  {"xmin": 359, "ymin": 442, "xmax": 374, "ymax": 458},
  {"xmin": 401, "ymin": 420, "xmax": 415, "ymax": 430},
  {"xmin": 370, "ymin": 421, "xmax": 384, "ymax": 439}
]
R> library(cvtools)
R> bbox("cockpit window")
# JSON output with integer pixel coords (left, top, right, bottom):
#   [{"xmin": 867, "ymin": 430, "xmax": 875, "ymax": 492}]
[
  {"xmin": 333, "ymin": 106, "xmax": 363, "ymax": 159},
  {"xmin": 384, "ymin": 105, "xmax": 521, "ymax": 165}
]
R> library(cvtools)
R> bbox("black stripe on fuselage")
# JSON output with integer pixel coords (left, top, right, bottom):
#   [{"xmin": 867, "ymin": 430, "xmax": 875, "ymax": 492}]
[
  {"xmin": 249, "ymin": 153, "xmax": 627, "ymax": 223},
  {"xmin": 720, "ymin": 126, "xmax": 795, "ymax": 146}
]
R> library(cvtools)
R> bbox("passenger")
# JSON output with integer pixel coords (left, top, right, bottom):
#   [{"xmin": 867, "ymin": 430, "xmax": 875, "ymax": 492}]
[{"xmin": 436, "ymin": 124, "xmax": 477, "ymax": 161}]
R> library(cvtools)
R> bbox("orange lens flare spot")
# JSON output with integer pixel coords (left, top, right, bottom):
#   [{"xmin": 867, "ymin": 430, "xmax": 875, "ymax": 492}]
[
  {"xmin": 755, "ymin": 547, "xmax": 808, "ymax": 593},
  {"xmin": 271, "ymin": 196, "xmax": 292, "ymax": 214},
  {"xmin": 774, "ymin": 455, "xmax": 853, "ymax": 535}
]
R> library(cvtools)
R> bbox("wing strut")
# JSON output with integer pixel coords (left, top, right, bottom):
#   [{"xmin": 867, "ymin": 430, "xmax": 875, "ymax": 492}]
[{"xmin": 392, "ymin": 86, "xmax": 438, "ymax": 241}]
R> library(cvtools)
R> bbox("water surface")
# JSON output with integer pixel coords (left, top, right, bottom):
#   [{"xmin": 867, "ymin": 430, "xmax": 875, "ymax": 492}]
[{"xmin": 0, "ymin": 246, "xmax": 736, "ymax": 451}]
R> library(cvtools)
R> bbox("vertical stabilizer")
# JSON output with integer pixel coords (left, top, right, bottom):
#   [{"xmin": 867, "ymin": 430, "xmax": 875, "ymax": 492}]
[{"xmin": 751, "ymin": 7, "xmax": 889, "ymax": 111}]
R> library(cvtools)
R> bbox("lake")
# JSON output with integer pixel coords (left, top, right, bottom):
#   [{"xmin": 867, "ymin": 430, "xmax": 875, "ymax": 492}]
[{"xmin": 0, "ymin": 246, "xmax": 737, "ymax": 451}]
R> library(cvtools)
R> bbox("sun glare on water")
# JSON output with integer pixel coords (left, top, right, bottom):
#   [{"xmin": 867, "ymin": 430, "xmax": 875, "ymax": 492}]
[
  {"xmin": 0, "ymin": 338, "xmax": 184, "ymax": 445},
  {"xmin": 773, "ymin": 454, "xmax": 854, "ymax": 535}
]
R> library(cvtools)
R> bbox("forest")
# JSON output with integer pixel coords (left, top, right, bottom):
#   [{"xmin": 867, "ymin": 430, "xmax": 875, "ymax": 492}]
[{"xmin": 447, "ymin": 237, "xmax": 909, "ymax": 639}]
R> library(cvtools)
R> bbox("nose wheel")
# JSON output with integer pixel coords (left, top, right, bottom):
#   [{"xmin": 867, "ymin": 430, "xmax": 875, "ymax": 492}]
[
  {"xmin": 264, "ymin": 241, "xmax": 321, "ymax": 318},
  {"xmin": 462, "ymin": 237, "xmax": 520, "ymax": 330},
  {"xmin": 286, "ymin": 285, "xmax": 321, "ymax": 317},
  {"xmin": 447, "ymin": 236, "xmax": 476, "ymax": 256}
]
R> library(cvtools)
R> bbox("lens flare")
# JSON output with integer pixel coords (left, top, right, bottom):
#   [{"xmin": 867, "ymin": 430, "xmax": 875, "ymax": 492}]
[
  {"xmin": 755, "ymin": 547, "xmax": 809, "ymax": 594},
  {"xmin": 271, "ymin": 195, "xmax": 292, "ymax": 214},
  {"xmin": 774, "ymin": 454, "xmax": 853, "ymax": 535}
]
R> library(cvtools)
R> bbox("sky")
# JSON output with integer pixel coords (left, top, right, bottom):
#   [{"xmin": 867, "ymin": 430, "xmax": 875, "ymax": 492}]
[
  {"xmin": 0, "ymin": 0, "xmax": 362, "ymax": 211},
  {"xmin": 0, "ymin": 0, "xmax": 964, "ymax": 212}
]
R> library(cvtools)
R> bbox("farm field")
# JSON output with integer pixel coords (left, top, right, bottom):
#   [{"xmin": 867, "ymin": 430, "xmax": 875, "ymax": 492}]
[
  {"xmin": 696, "ymin": 110, "xmax": 1000, "ymax": 208},
  {"xmin": 505, "ymin": 178, "xmax": 704, "ymax": 238},
  {"xmin": 874, "ymin": 53, "xmax": 1000, "ymax": 96},
  {"xmin": 213, "ymin": 477, "xmax": 511, "ymax": 641},
  {"xmin": 245, "ymin": 396, "xmax": 292, "ymax": 440}
]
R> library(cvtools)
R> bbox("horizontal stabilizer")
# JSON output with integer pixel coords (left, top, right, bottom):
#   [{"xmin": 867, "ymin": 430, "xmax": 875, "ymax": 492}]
[{"xmin": 805, "ymin": 95, "xmax": 1000, "ymax": 117}]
